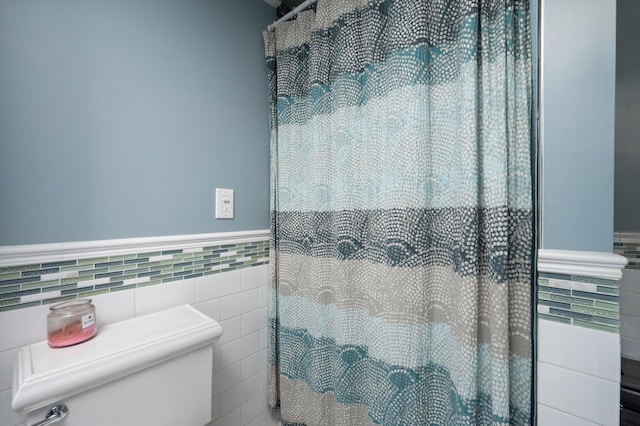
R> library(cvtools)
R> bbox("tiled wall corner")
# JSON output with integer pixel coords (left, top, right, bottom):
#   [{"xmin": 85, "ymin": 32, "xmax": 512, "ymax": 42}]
[
  {"xmin": 0, "ymin": 235, "xmax": 279, "ymax": 426},
  {"xmin": 620, "ymin": 268, "xmax": 640, "ymax": 360},
  {"xmin": 537, "ymin": 249, "xmax": 624, "ymax": 426},
  {"xmin": 196, "ymin": 264, "xmax": 280, "ymax": 426},
  {"xmin": 615, "ymin": 238, "xmax": 640, "ymax": 270},
  {"xmin": 615, "ymin": 232, "xmax": 640, "ymax": 360}
]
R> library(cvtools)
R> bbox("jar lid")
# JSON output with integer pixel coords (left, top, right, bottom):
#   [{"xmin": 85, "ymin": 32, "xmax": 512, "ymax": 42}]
[{"xmin": 49, "ymin": 298, "xmax": 93, "ymax": 312}]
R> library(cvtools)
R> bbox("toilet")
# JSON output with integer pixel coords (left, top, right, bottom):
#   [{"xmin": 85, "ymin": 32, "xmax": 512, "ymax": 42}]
[{"xmin": 12, "ymin": 305, "xmax": 222, "ymax": 426}]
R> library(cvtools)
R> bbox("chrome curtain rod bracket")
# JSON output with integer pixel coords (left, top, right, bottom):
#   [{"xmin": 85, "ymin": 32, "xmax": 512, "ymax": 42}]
[{"xmin": 267, "ymin": 0, "xmax": 318, "ymax": 32}]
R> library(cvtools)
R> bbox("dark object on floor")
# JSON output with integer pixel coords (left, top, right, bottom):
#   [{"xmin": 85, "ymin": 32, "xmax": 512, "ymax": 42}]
[
  {"xmin": 622, "ymin": 407, "xmax": 640, "ymax": 426},
  {"xmin": 622, "ymin": 357, "xmax": 640, "ymax": 425},
  {"xmin": 623, "ymin": 358, "xmax": 640, "ymax": 392}
]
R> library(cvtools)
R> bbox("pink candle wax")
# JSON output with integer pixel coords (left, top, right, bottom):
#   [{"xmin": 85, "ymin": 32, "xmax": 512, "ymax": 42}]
[{"xmin": 48, "ymin": 321, "xmax": 97, "ymax": 347}]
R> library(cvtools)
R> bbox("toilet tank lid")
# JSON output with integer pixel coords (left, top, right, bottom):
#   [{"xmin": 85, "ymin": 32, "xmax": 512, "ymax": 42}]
[{"xmin": 12, "ymin": 305, "xmax": 222, "ymax": 413}]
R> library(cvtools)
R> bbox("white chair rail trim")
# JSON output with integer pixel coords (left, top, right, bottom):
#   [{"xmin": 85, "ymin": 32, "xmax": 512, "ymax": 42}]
[
  {"xmin": 0, "ymin": 230, "xmax": 270, "ymax": 267},
  {"xmin": 538, "ymin": 249, "xmax": 628, "ymax": 281}
]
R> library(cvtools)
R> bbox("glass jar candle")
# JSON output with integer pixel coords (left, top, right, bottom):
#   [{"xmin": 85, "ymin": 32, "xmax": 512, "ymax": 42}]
[{"xmin": 47, "ymin": 299, "xmax": 97, "ymax": 348}]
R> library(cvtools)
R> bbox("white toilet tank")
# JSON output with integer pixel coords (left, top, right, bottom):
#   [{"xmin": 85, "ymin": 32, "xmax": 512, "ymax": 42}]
[{"xmin": 12, "ymin": 305, "xmax": 222, "ymax": 426}]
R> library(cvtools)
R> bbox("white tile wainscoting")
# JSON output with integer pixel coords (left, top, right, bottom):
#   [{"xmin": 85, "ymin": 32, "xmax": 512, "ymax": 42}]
[
  {"xmin": 538, "ymin": 320, "xmax": 620, "ymax": 425},
  {"xmin": 615, "ymin": 232, "xmax": 640, "ymax": 361},
  {"xmin": 537, "ymin": 249, "xmax": 627, "ymax": 426},
  {"xmin": 2, "ymin": 239, "xmax": 629, "ymax": 425},
  {"xmin": 620, "ymin": 269, "xmax": 640, "ymax": 360},
  {"xmin": 0, "ymin": 231, "xmax": 279, "ymax": 426}
]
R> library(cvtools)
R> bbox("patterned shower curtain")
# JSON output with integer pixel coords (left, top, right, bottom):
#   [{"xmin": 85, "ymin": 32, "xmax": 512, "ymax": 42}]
[{"xmin": 263, "ymin": 0, "xmax": 533, "ymax": 425}]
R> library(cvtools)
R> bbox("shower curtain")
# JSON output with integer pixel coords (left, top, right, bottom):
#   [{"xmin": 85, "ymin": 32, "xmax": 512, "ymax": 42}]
[{"xmin": 264, "ymin": 0, "xmax": 533, "ymax": 424}]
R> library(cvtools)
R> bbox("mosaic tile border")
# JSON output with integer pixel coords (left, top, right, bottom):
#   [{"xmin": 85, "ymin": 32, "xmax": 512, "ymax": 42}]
[
  {"xmin": 614, "ymin": 239, "xmax": 640, "ymax": 270},
  {"xmin": 537, "ymin": 272, "xmax": 619, "ymax": 333},
  {"xmin": 0, "ymin": 239, "xmax": 269, "ymax": 312}
]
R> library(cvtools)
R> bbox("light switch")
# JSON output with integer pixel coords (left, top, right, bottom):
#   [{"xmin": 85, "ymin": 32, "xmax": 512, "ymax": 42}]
[{"xmin": 215, "ymin": 188, "xmax": 234, "ymax": 219}]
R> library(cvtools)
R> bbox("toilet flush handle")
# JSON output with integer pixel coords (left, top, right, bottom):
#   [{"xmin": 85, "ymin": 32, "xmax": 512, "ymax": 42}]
[{"xmin": 32, "ymin": 404, "xmax": 68, "ymax": 426}]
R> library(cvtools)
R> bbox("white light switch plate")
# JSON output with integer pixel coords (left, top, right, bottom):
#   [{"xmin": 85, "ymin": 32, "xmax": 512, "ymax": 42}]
[{"xmin": 215, "ymin": 188, "xmax": 234, "ymax": 219}]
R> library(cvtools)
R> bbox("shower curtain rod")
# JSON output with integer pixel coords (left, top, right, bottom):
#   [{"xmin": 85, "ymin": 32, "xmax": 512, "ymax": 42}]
[{"xmin": 267, "ymin": 0, "xmax": 318, "ymax": 32}]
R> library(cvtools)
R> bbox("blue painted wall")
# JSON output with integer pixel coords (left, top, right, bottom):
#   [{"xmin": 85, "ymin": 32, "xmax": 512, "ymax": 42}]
[
  {"xmin": 615, "ymin": 0, "xmax": 640, "ymax": 232},
  {"xmin": 542, "ymin": 0, "xmax": 617, "ymax": 252},
  {"xmin": 0, "ymin": 0, "xmax": 274, "ymax": 245}
]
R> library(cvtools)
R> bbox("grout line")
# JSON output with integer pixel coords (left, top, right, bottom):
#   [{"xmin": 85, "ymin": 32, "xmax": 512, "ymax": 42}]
[
  {"xmin": 538, "ymin": 360, "xmax": 620, "ymax": 385},
  {"xmin": 538, "ymin": 403, "xmax": 599, "ymax": 425}
]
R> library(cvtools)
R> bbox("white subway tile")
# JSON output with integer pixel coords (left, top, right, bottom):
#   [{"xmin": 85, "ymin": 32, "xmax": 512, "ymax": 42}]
[
  {"xmin": 212, "ymin": 361, "xmax": 242, "ymax": 395},
  {"xmin": 260, "ymin": 370, "xmax": 269, "ymax": 392},
  {"xmin": 260, "ymin": 411, "xmax": 281, "ymax": 426},
  {"xmin": 622, "ymin": 336, "xmax": 640, "ymax": 361},
  {"xmin": 211, "ymin": 394, "xmax": 221, "ymax": 422},
  {"xmin": 245, "ymin": 417, "xmax": 260, "ymax": 426},
  {"xmin": 242, "ymin": 349, "xmax": 268, "ymax": 381},
  {"xmin": 213, "ymin": 345, "xmax": 222, "ymax": 373},
  {"xmin": 621, "ymin": 290, "xmax": 640, "ymax": 316},
  {"xmin": 241, "ymin": 265, "xmax": 269, "ymax": 291},
  {"xmin": 220, "ymin": 332, "xmax": 261, "ymax": 369},
  {"xmin": 134, "ymin": 278, "xmax": 195, "ymax": 316},
  {"xmin": 212, "ymin": 407, "xmax": 240, "ymax": 426},
  {"xmin": 630, "ymin": 314, "xmax": 640, "ymax": 338},
  {"xmin": 0, "ymin": 304, "xmax": 49, "ymax": 351},
  {"xmin": 260, "ymin": 329, "xmax": 268, "ymax": 351},
  {"xmin": 218, "ymin": 317, "xmax": 242, "ymax": 344},
  {"xmin": 262, "ymin": 389, "xmax": 270, "ymax": 410},
  {"xmin": 621, "ymin": 314, "xmax": 637, "ymax": 340},
  {"xmin": 538, "ymin": 319, "xmax": 620, "ymax": 382},
  {"xmin": 621, "ymin": 269, "xmax": 640, "ymax": 294},
  {"xmin": 196, "ymin": 270, "xmax": 241, "ymax": 302},
  {"xmin": 538, "ymin": 362, "xmax": 619, "ymax": 426},
  {"xmin": 194, "ymin": 298, "xmax": 221, "ymax": 321},
  {"xmin": 242, "ymin": 308, "xmax": 268, "ymax": 336},
  {"xmin": 537, "ymin": 404, "xmax": 598, "ymax": 426},
  {"xmin": 260, "ymin": 287, "xmax": 269, "ymax": 308},
  {"xmin": 0, "ymin": 289, "xmax": 135, "ymax": 353},
  {"xmin": 0, "ymin": 389, "xmax": 24, "ymax": 426},
  {"xmin": 92, "ymin": 289, "xmax": 135, "ymax": 326},
  {"xmin": 241, "ymin": 391, "xmax": 266, "ymax": 425},
  {"xmin": 220, "ymin": 374, "xmax": 261, "ymax": 416},
  {"xmin": 0, "ymin": 349, "xmax": 18, "ymax": 392},
  {"xmin": 220, "ymin": 289, "xmax": 261, "ymax": 320},
  {"xmin": 620, "ymin": 314, "xmax": 640, "ymax": 339}
]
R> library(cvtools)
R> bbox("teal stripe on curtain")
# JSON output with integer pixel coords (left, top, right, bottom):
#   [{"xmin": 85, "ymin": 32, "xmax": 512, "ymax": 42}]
[{"xmin": 264, "ymin": 0, "xmax": 533, "ymax": 424}]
